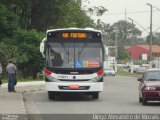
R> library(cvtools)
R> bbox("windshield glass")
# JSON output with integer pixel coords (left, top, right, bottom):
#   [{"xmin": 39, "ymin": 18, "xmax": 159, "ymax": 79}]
[
  {"xmin": 146, "ymin": 71, "xmax": 160, "ymax": 81},
  {"xmin": 46, "ymin": 42, "xmax": 103, "ymax": 68}
]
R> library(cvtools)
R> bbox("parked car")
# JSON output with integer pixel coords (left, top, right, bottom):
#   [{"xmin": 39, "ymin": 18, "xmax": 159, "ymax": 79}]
[
  {"xmin": 122, "ymin": 65, "xmax": 131, "ymax": 72},
  {"xmin": 137, "ymin": 68, "xmax": 160, "ymax": 105},
  {"xmin": 136, "ymin": 67, "xmax": 147, "ymax": 74},
  {"xmin": 128, "ymin": 65, "xmax": 140, "ymax": 73},
  {"xmin": 104, "ymin": 67, "xmax": 115, "ymax": 76}
]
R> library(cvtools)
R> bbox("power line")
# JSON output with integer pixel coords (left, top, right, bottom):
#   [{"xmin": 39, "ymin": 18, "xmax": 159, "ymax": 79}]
[
  {"xmin": 154, "ymin": 26, "xmax": 160, "ymax": 32},
  {"xmin": 106, "ymin": 10, "xmax": 159, "ymax": 16}
]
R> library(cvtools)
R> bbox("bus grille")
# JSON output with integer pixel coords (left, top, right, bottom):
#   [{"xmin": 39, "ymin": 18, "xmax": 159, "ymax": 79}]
[
  {"xmin": 59, "ymin": 79, "xmax": 90, "ymax": 82},
  {"xmin": 59, "ymin": 86, "xmax": 90, "ymax": 90}
]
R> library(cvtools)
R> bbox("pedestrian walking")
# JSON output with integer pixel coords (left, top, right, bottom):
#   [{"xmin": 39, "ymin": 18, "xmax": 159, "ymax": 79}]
[
  {"xmin": 6, "ymin": 60, "xmax": 17, "ymax": 92},
  {"xmin": 0, "ymin": 63, "xmax": 2, "ymax": 86}
]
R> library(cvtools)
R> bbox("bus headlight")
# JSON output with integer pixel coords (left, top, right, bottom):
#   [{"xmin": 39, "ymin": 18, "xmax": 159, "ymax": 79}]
[
  {"xmin": 91, "ymin": 76, "xmax": 103, "ymax": 82},
  {"xmin": 46, "ymin": 76, "xmax": 59, "ymax": 82}
]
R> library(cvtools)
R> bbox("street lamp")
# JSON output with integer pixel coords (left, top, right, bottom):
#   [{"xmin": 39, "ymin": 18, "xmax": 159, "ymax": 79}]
[
  {"xmin": 147, "ymin": 3, "xmax": 160, "ymax": 11},
  {"xmin": 128, "ymin": 17, "xmax": 134, "ymax": 73},
  {"xmin": 127, "ymin": 19, "xmax": 149, "ymax": 34}
]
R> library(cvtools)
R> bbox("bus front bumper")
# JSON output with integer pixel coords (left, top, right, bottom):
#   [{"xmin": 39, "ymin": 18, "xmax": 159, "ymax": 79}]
[{"xmin": 45, "ymin": 82, "xmax": 103, "ymax": 92}]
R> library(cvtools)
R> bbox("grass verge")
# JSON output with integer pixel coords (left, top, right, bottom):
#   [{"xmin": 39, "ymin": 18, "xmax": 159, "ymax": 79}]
[{"xmin": 117, "ymin": 68, "xmax": 139, "ymax": 77}]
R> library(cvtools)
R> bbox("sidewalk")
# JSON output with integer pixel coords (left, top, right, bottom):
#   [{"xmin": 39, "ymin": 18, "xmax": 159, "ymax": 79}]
[
  {"xmin": 1, "ymin": 81, "xmax": 45, "ymax": 88},
  {"xmin": 0, "ymin": 81, "xmax": 45, "ymax": 115}
]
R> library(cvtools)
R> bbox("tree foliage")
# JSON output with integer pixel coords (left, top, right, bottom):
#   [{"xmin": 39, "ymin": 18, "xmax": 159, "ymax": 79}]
[
  {"xmin": 0, "ymin": 0, "xmax": 98, "ymax": 31},
  {"xmin": 96, "ymin": 20, "xmax": 142, "ymax": 47},
  {"xmin": 0, "ymin": 42, "xmax": 18, "ymax": 66},
  {"xmin": 95, "ymin": 19, "xmax": 143, "ymax": 60},
  {"xmin": 0, "ymin": 0, "xmax": 101, "ymax": 79},
  {"xmin": 112, "ymin": 20, "xmax": 142, "ymax": 46},
  {"xmin": 146, "ymin": 33, "xmax": 160, "ymax": 45},
  {"xmin": 118, "ymin": 50, "xmax": 130, "ymax": 61},
  {"xmin": 13, "ymin": 29, "xmax": 44, "ymax": 78},
  {"xmin": 87, "ymin": 6, "xmax": 107, "ymax": 16},
  {"xmin": 0, "ymin": 3, "xmax": 19, "ymax": 39}
]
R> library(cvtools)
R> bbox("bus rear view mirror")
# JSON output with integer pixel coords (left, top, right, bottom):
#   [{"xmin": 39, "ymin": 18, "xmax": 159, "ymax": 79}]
[{"xmin": 40, "ymin": 38, "xmax": 46, "ymax": 57}]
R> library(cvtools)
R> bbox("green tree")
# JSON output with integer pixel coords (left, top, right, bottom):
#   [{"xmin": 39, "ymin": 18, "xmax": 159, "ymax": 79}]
[
  {"xmin": 0, "ymin": 3, "xmax": 19, "ymax": 68},
  {"xmin": 0, "ymin": 0, "xmax": 107, "ymax": 79},
  {"xmin": 48, "ymin": 0, "xmax": 94, "ymax": 29},
  {"xmin": 0, "ymin": 42, "xmax": 18, "ymax": 66},
  {"xmin": 0, "ymin": 0, "xmax": 96, "ymax": 31},
  {"xmin": 112, "ymin": 20, "xmax": 142, "ymax": 47},
  {"xmin": 14, "ymin": 29, "xmax": 44, "ymax": 79},
  {"xmin": 118, "ymin": 50, "xmax": 130, "ymax": 61},
  {"xmin": 87, "ymin": 6, "xmax": 107, "ymax": 16},
  {"xmin": 0, "ymin": 3, "xmax": 19, "ymax": 39},
  {"xmin": 146, "ymin": 32, "xmax": 160, "ymax": 45}
]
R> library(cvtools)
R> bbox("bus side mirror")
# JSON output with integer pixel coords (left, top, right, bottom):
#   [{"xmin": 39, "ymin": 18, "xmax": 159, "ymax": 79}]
[{"xmin": 40, "ymin": 38, "xmax": 46, "ymax": 57}]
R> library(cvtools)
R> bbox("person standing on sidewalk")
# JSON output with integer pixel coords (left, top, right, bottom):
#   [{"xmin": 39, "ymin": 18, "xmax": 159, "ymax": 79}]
[
  {"xmin": 0, "ymin": 63, "xmax": 2, "ymax": 86},
  {"xmin": 6, "ymin": 60, "xmax": 17, "ymax": 92}
]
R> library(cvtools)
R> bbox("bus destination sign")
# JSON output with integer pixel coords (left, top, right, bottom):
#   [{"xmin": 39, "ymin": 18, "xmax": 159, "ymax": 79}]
[
  {"xmin": 62, "ymin": 33, "xmax": 87, "ymax": 39},
  {"xmin": 47, "ymin": 31, "xmax": 101, "ymax": 40}
]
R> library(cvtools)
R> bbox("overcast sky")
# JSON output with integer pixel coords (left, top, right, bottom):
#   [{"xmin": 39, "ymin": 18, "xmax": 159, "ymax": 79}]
[{"xmin": 83, "ymin": 0, "xmax": 160, "ymax": 37}]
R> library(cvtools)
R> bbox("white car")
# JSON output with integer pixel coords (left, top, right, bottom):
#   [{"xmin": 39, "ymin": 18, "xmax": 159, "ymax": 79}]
[
  {"xmin": 104, "ymin": 67, "xmax": 116, "ymax": 76},
  {"xmin": 136, "ymin": 66, "xmax": 148, "ymax": 74}
]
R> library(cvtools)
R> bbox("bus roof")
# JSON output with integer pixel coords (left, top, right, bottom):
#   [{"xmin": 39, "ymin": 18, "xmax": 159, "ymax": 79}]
[{"xmin": 46, "ymin": 28, "xmax": 102, "ymax": 34}]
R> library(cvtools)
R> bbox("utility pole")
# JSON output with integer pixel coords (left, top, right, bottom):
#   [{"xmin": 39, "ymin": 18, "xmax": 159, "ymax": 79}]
[
  {"xmin": 128, "ymin": 17, "xmax": 134, "ymax": 73},
  {"xmin": 147, "ymin": 3, "xmax": 160, "ymax": 68},
  {"xmin": 115, "ymin": 28, "xmax": 118, "ymax": 72},
  {"xmin": 147, "ymin": 3, "xmax": 153, "ymax": 68}
]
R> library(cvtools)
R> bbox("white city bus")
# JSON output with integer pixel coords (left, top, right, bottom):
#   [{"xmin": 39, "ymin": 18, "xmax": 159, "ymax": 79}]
[{"xmin": 40, "ymin": 28, "xmax": 105, "ymax": 100}]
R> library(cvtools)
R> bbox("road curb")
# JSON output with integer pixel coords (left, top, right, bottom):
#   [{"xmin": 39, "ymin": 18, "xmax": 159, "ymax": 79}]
[{"xmin": 20, "ymin": 92, "xmax": 27, "ymax": 114}]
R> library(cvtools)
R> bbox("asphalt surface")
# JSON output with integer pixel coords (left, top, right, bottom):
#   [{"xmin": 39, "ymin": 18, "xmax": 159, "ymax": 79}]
[
  {"xmin": 23, "ymin": 76, "xmax": 160, "ymax": 114},
  {"xmin": 1, "ymin": 77, "xmax": 160, "ymax": 120}
]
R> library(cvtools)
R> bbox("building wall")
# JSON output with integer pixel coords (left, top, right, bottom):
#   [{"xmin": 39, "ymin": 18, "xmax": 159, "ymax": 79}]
[{"xmin": 126, "ymin": 45, "xmax": 149, "ymax": 61}]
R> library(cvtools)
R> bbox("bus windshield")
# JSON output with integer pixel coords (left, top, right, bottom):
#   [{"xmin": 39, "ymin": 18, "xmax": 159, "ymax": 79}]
[{"xmin": 46, "ymin": 42, "xmax": 103, "ymax": 68}]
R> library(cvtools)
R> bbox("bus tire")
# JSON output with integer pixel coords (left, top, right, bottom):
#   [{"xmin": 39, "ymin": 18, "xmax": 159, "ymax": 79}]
[
  {"xmin": 92, "ymin": 92, "xmax": 99, "ymax": 99},
  {"xmin": 139, "ymin": 97, "xmax": 142, "ymax": 103},
  {"xmin": 142, "ymin": 97, "xmax": 147, "ymax": 105},
  {"xmin": 48, "ymin": 91, "xmax": 55, "ymax": 100}
]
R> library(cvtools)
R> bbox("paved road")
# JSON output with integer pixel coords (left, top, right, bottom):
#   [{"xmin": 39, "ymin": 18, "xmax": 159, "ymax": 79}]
[{"xmin": 23, "ymin": 76, "xmax": 160, "ymax": 119}]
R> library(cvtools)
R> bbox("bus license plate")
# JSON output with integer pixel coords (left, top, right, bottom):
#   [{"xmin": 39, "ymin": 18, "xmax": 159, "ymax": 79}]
[{"xmin": 69, "ymin": 84, "xmax": 80, "ymax": 89}]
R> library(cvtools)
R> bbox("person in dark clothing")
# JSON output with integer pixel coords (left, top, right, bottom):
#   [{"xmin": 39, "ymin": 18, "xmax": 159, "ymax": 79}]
[
  {"xmin": 6, "ymin": 61, "xmax": 17, "ymax": 92},
  {"xmin": 0, "ymin": 63, "xmax": 2, "ymax": 86}
]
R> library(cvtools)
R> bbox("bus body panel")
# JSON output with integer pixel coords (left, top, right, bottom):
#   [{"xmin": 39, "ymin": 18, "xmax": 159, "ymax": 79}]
[
  {"xmin": 48, "ymin": 72, "xmax": 98, "ymax": 80},
  {"xmin": 45, "ymin": 82, "xmax": 103, "ymax": 92}
]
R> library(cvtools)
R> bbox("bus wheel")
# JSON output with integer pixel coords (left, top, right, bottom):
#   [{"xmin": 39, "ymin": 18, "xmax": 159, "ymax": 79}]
[
  {"xmin": 48, "ymin": 91, "xmax": 55, "ymax": 100},
  {"xmin": 142, "ymin": 97, "xmax": 147, "ymax": 105},
  {"xmin": 92, "ymin": 92, "xmax": 99, "ymax": 99}
]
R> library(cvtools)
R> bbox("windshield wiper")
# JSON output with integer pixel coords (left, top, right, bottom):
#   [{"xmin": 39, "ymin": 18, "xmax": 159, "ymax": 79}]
[
  {"xmin": 60, "ymin": 42, "xmax": 69, "ymax": 55},
  {"xmin": 78, "ymin": 42, "xmax": 88, "ymax": 58}
]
